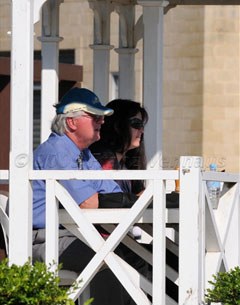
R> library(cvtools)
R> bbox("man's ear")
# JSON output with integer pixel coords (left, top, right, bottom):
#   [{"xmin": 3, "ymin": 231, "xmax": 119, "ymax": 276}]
[{"xmin": 66, "ymin": 117, "xmax": 77, "ymax": 131}]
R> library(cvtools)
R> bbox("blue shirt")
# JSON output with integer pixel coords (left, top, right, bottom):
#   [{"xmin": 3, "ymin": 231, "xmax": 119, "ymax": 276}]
[{"xmin": 33, "ymin": 133, "xmax": 122, "ymax": 229}]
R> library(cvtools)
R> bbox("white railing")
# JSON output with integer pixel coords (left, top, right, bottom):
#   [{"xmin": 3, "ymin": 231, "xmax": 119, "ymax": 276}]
[
  {"xmin": 30, "ymin": 168, "xmax": 178, "ymax": 305},
  {"xmin": 179, "ymin": 164, "xmax": 239, "ymax": 305},
  {"xmin": 1, "ymin": 156, "xmax": 239, "ymax": 305}
]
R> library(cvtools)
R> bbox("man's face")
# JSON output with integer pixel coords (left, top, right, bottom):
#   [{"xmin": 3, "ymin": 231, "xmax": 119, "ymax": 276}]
[{"xmin": 67, "ymin": 112, "xmax": 104, "ymax": 148}]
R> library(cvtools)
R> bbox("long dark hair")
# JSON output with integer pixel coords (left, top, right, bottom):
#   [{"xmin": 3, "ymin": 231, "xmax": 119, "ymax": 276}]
[{"xmin": 91, "ymin": 99, "xmax": 148, "ymax": 194}]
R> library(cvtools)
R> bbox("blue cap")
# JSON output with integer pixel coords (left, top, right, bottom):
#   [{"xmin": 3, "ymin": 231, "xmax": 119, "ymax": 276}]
[{"xmin": 55, "ymin": 88, "xmax": 114, "ymax": 116}]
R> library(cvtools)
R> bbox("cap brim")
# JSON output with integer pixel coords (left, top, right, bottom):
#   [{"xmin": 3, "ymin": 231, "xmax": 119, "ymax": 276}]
[{"xmin": 61, "ymin": 103, "xmax": 114, "ymax": 116}]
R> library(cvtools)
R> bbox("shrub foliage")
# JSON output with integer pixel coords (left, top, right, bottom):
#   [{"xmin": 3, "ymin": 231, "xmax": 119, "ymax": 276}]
[
  {"xmin": 205, "ymin": 266, "xmax": 240, "ymax": 305},
  {"xmin": 0, "ymin": 259, "xmax": 76, "ymax": 305}
]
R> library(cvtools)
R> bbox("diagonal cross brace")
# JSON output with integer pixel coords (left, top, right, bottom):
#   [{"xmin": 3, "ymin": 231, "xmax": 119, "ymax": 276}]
[{"xmin": 55, "ymin": 181, "xmax": 153, "ymax": 304}]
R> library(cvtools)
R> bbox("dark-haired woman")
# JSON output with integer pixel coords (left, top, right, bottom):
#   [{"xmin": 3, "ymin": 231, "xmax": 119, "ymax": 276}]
[
  {"xmin": 91, "ymin": 99, "xmax": 179, "ymax": 301},
  {"xmin": 90, "ymin": 98, "xmax": 148, "ymax": 195}
]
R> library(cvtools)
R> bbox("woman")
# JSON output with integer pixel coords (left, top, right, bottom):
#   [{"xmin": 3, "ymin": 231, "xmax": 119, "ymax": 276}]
[
  {"xmin": 91, "ymin": 99, "xmax": 178, "ymax": 301},
  {"xmin": 90, "ymin": 98, "xmax": 148, "ymax": 195}
]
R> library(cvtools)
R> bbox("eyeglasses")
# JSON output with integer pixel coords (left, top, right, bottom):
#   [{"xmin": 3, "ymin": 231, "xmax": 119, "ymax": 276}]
[
  {"xmin": 82, "ymin": 112, "xmax": 104, "ymax": 123},
  {"xmin": 129, "ymin": 118, "xmax": 145, "ymax": 130}
]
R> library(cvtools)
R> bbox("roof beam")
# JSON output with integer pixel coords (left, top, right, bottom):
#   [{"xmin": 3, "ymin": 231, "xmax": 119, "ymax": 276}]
[
  {"xmin": 113, "ymin": 0, "xmax": 240, "ymax": 5},
  {"xmin": 168, "ymin": 0, "xmax": 240, "ymax": 4}
]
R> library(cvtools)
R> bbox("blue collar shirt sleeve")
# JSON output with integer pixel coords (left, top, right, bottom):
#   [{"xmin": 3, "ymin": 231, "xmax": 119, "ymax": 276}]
[{"xmin": 33, "ymin": 133, "xmax": 122, "ymax": 229}]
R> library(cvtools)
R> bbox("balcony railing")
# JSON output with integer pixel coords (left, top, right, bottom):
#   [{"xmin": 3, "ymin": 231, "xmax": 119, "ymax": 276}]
[{"xmin": 0, "ymin": 156, "xmax": 239, "ymax": 305}]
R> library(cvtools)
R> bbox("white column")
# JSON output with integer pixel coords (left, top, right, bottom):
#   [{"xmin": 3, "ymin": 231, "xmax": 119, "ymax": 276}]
[
  {"xmin": 115, "ymin": 4, "xmax": 138, "ymax": 100},
  {"xmin": 89, "ymin": 0, "xmax": 114, "ymax": 103},
  {"xmin": 138, "ymin": 0, "xmax": 169, "ymax": 170},
  {"xmin": 9, "ymin": 0, "xmax": 34, "ymax": 264},
  {"xmin": 90, "ymin": 45, "xmax": 113, "ymax": 103},
  {"xmin": 179, "ymin": 156, "xmax": 204, "ymax": 304},
  {"xmin": 38, "ymin": 0, "xmax": 63, "ymax": 143},
  {"xmin": 114, "ymin": 48, "xmax": 138, "ymax": 100}
]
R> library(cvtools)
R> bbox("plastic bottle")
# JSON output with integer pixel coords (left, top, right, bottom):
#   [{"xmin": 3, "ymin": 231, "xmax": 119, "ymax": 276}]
[{"xmin": 207, "ymin": 163, "xmax": 221, "ymax": 209}]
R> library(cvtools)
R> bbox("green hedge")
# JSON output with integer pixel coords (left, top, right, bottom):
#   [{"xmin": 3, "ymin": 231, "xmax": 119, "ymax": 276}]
[
  {"xmin": 205, "ymin": 266, "xmax": 240, "ymax": 305},
  {"xmin": 0, "ymin": 259, "xmax": 93, "ymax": 305}
]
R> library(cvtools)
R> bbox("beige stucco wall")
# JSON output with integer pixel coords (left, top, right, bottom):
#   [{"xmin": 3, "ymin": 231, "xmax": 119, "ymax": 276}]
[
  {"xmin": 163, "ymin": 5, "xmax": 239, "ymax": 172},
  {"xmin": 202, "ymin": 6, "xmax": 240, "ymax": 172},
  {"xmin": 0, "ymin": 1, "xmax": 239, "ymax": 172}
]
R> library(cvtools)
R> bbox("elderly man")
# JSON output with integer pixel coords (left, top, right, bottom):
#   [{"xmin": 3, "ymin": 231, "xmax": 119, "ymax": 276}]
[{"xmin": 32, "ymin": 87, "xmax": 146, "ymax": 305}]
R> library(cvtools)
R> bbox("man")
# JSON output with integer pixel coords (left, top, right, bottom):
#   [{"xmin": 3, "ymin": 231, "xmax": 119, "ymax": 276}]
[{"xmin": 32, "ymin": 87, "xmax": 146, "ymax": 305}]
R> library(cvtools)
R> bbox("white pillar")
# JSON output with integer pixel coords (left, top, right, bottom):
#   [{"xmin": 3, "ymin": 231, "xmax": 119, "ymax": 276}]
[
  {"xmin": 9, "ymin": 0, "xmax": 34, "ymax": 264},
  {"xmin": 115, "ymin": 48, "xmax": 138, "ymax": 100},
  {"xmin": 38, "ymin": 0, "xmax": 63, "ymax": 143},
  {"xmin": 179, "ymin": 156, "xmax": 204, "ymax": 304},
  {"xmin": 115, "ymin": 4, "xmax": 138, "ymax": 100},
  {"xmin": 90, "ymin": 45, "xmax": 113, "ymax": 103},
  {"xmin": 138, "ymin": 0, "xmax": 169, "ymax": 170},
  {"xmin": 89, "ymin": 0, "xmax": 114, "ymax": 103}
]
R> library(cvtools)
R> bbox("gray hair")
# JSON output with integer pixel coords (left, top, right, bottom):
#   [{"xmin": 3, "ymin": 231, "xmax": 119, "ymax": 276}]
[{"xmin": 51, "ymin": 110, "xmax": 84, "ymax": 135}]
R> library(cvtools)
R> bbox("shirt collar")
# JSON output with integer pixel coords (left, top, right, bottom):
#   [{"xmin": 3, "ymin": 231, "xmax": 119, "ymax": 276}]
[{"xmin": 61, "ymin": 133, "xmax": 89, "ymax": 161}]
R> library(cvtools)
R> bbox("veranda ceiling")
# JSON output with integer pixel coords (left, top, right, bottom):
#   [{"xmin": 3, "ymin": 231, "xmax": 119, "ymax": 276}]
[
  {"xmin": 168, "ymin": 0, "xmax": 240, "ymax": 4},
  {"xmin": 111, "ymin": 0, "xmax": 240, "ymax": 6}
]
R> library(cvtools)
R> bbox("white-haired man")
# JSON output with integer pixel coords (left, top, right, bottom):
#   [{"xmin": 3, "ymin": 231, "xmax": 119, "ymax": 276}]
[{"xmin": 32, "ymin": 87, "xmax": 147, "ymax": 305}]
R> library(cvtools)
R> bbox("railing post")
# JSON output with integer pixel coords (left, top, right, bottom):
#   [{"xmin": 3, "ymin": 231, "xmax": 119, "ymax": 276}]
[
  {"xmin": 152, "ymin": 177, "xmax": 166, "ymax": 305},
  {"xmin": 45, "ymin": 180, "xmax": 59, "ymax": 270},
  {"xmin": 179, "ymin": 156, "xmax": 204, "ymax": 304}
]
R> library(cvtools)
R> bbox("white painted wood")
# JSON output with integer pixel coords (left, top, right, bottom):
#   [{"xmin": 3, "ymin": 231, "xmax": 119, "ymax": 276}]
[
  {"xmin": 116, "ymin": 4, "xmax": 135, "ymax": 48},
  {"xmin": 9, "ymin": 0, "xmax": 34, "ymax": 265},
  {"xmin": 115, "ymin": 4, "xmax": 137, "ymax": 100},
  {"xmin": 115, "ymin": 48, "xmax": 138, "ymax": 100},
  {"xmin": 105, "ymin": 253, "xmax": 151, "ymax": 304},
  {"xmin": 179, "ymin": 156, "xmax": 203, "ymax": 305},
  {"xmin": 33, "ymin": 0, "xmax": 48, "ymax": 23},
  {"xmin": 59, "ymin": 207, "xmax": 178, "ymax": 224},
  {"xmin": 137, "ymin": 0, "xmax": 169, "ymax": 169},
  {"xmin": 203, "ymin": 171, "xmax": 239, "ymax": 183},
  {"xmin": 54, "ymin": 171, "xmax": 181, "ymax": 303},
  {"xmin": 4, "ymin": 148, "xmax": 238, "ymax": 304},
  {"xmin": 89, "ymin": 0, "xmax": 114, "ymax": 102},
  {"xmin": 205, "ymin": 252, "xmax": 222, "ymax": 290},
  {"xmin": 223, "ymin": 184, "xmax": 240, "ymax": 268},
  {"xmin": 152, "ymin": 179, "xmax": 166, "ymax": 304},
  {"xmin": 202, "ymin": 174, "xmax": 240, "ymax": 288},
  {"xmin": 101, "ymin": 224, "xmax": 153, "ymax": 264},
  {"xmin": 90, "ymin": 45, "xmax": 113, "ymax": 103},
  {"xmin": 45, "ymin": 180, "xmax": 59, "ymax": 269},
  {"xmin": 39, "ymin": 0, "xmax": 63, "ymax": 143},
  {"xmin": 55, "ymin": 181, "xmax": 153, "ymax": 303},
  {"xmin": 216, "ymin": 184, "xmax": 238, "ymax": 241},
  {"xmin": 205, "ymin": 187, "xmax": 224, "ymax": 253},
  {"xmin": 29, "ymin": 169, "xmax": 179, "ymax": 180},
  {"xmin": 60, "ymin": 209, "xmax": 179, "ymax": 291}
]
